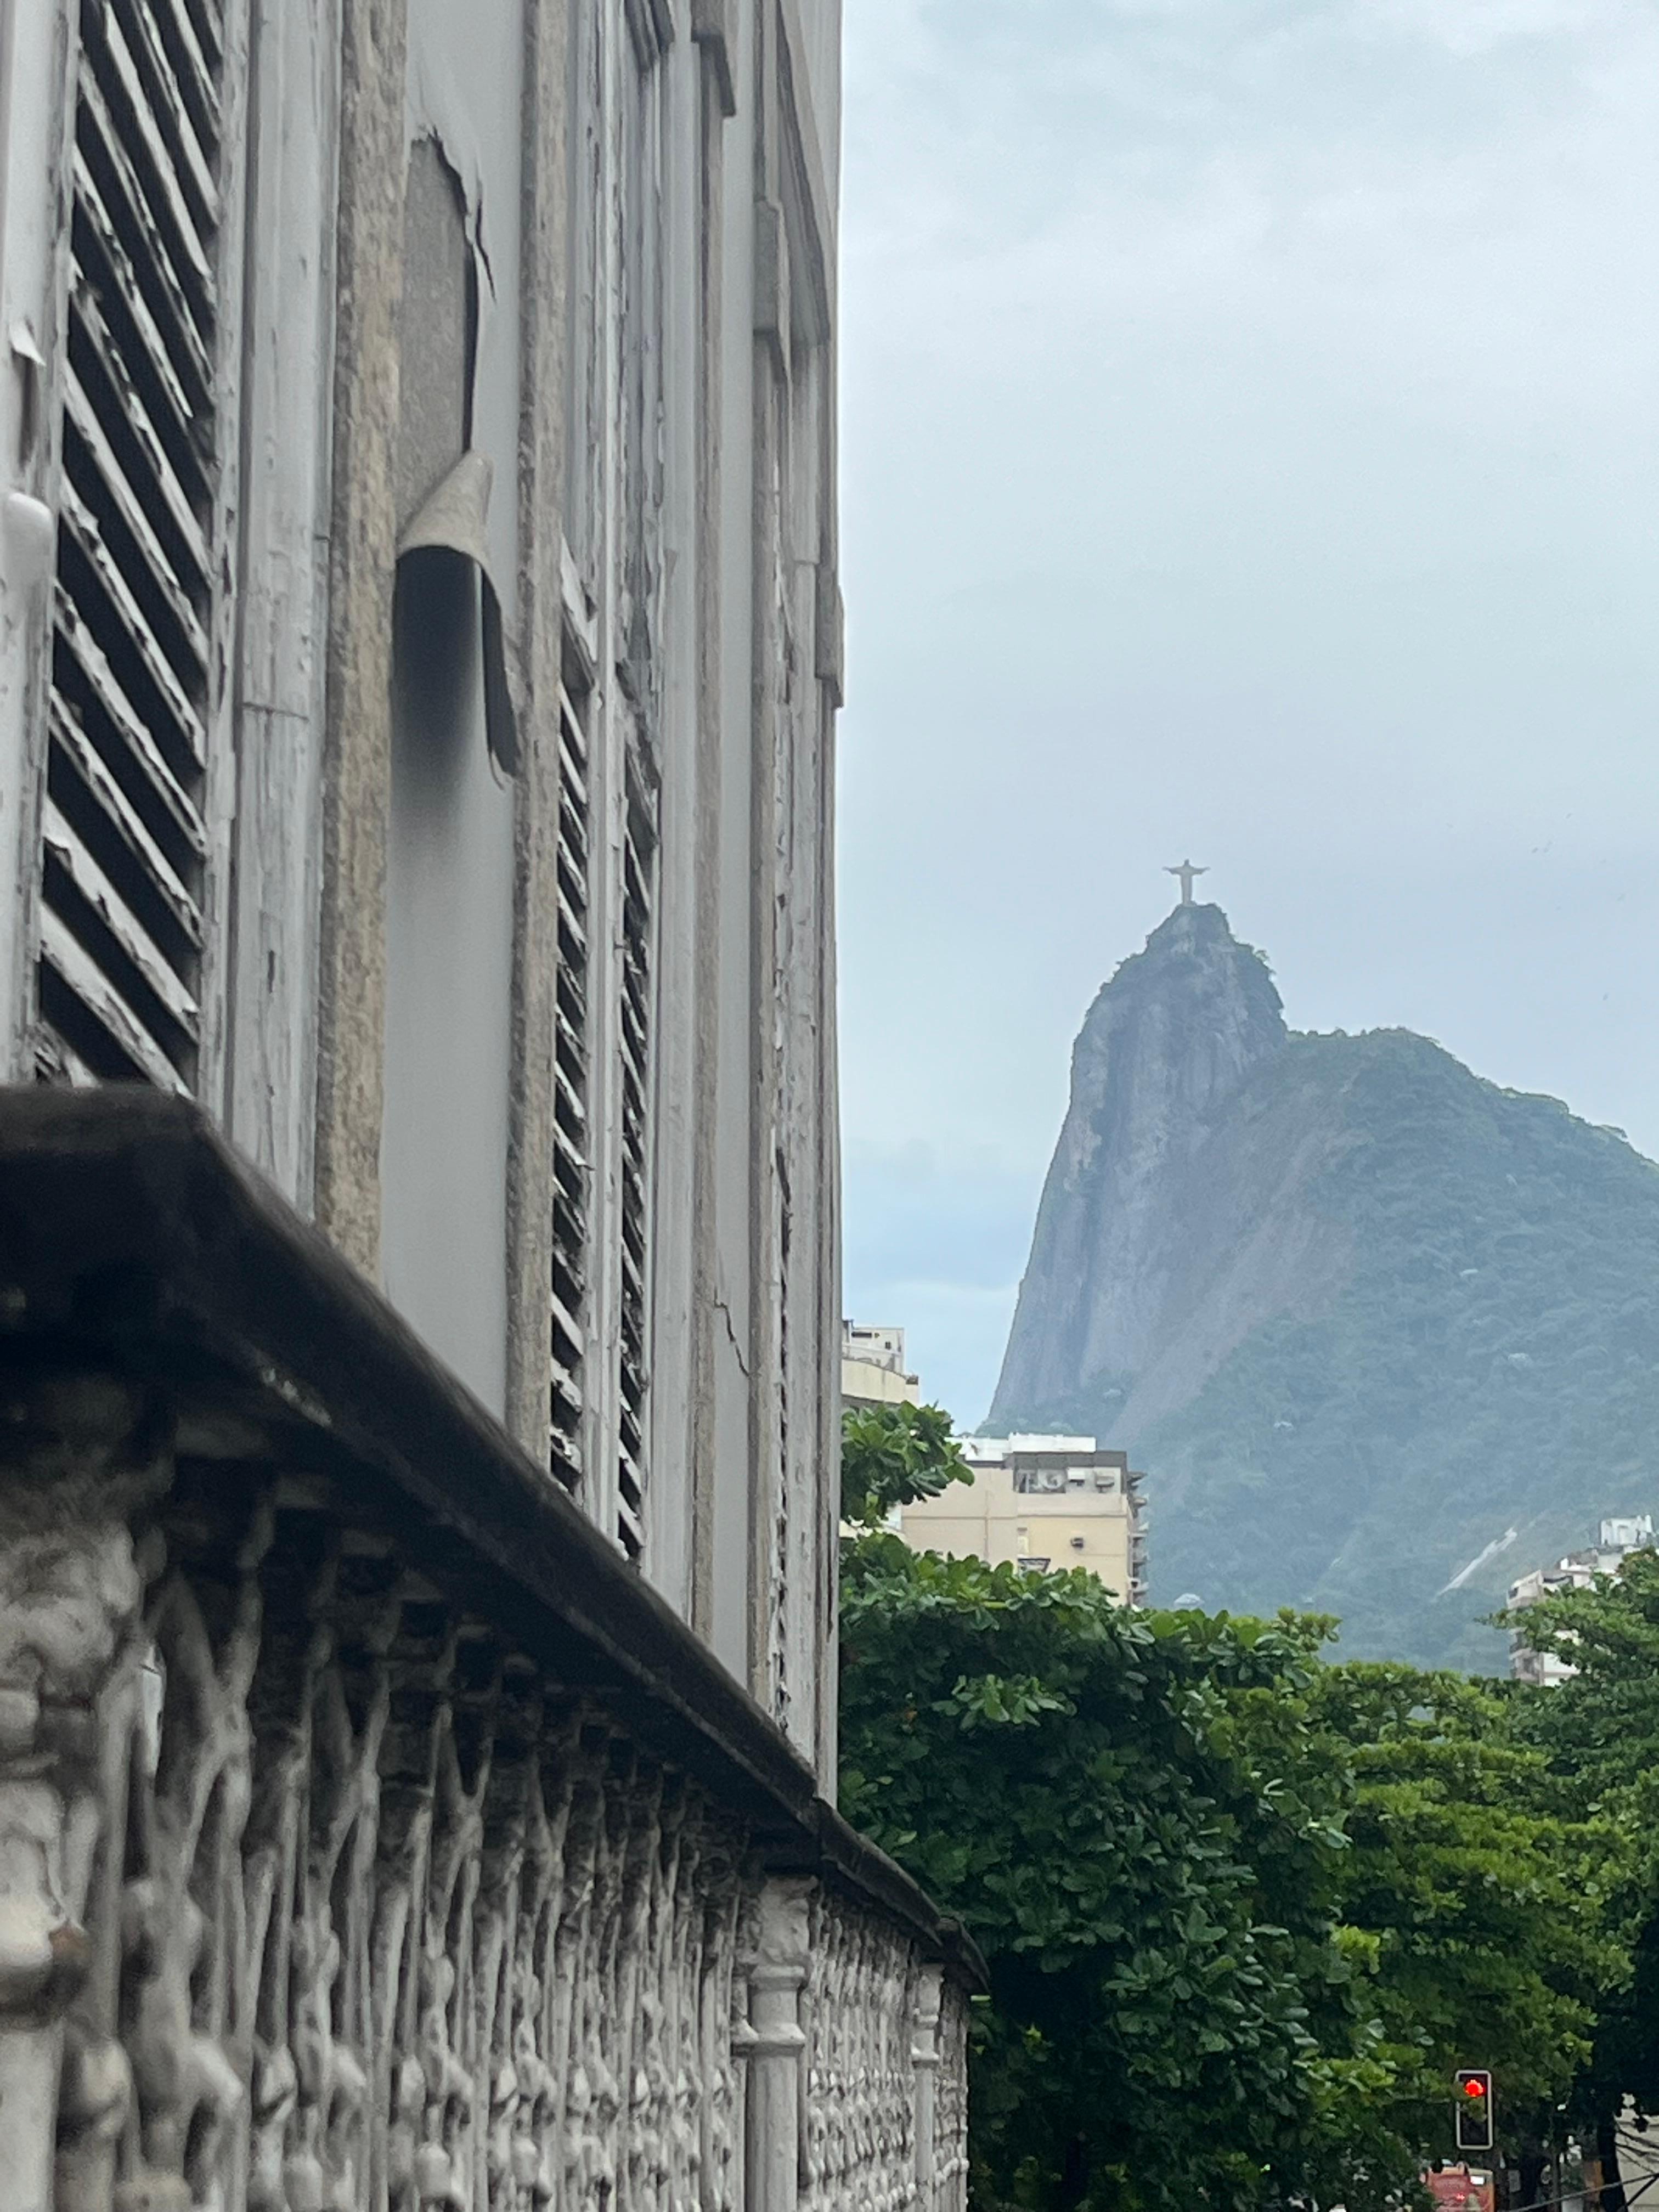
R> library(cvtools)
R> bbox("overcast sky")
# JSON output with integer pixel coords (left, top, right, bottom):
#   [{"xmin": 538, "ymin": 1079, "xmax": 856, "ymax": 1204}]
[{"xmin": 835, "ymin": 0, "xmax": 1659, "ymax": 1429}]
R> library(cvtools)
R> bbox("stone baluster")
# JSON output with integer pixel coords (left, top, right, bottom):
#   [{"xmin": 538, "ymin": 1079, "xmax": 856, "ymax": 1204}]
[
  {"xmin": 729, "ymin": 2006, "xmax": 757, "ymax": 2212},
  {"xmin": 912, "ymin": 1967, "xmax": 944, "ymax": 2212},
  {"xmin": 936, "ymin": 1980, "xmax": 972, "ymax": 2212},
  {"xmin": 743, "ymin": 1879, "xmax": 812, "ymax": 2212}
]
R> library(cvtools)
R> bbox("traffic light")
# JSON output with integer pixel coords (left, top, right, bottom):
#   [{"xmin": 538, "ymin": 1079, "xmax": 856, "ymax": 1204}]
[{"xmin": 1454, "ymin": 2069, "xmax": 1494, "ymax": 2153}]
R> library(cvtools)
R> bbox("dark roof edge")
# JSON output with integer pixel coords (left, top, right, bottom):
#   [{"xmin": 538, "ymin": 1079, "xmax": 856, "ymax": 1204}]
[
  {"xmin": 0, "ymin": 1090, "xmax": 984, "ymax": 1993},
  {"xmin": 810, "ymin": 1803, "xmax": 990, "ymax": 1989}
]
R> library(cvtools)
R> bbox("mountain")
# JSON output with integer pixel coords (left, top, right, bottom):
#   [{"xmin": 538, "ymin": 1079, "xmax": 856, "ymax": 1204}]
[{"xmin": 989, "ymin": 902, "xmax": 1659, "ymax": 1669}]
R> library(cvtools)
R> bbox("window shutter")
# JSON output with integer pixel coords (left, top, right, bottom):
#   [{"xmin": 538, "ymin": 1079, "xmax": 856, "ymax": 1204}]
[
  {"xmin": 555, "ymin": 3, "xmax": 664, "ymax": 1565},
  {"xmin": 37, "ymin": 0, "xmax": 238, "ymax": 1090},
  {"xmin": 614, "ymin": 751, "xmax": 658, "ymax": 1562},
  {"xmin": 550, "ymin": 645, "xmax": 594, "ymax": 1496},
  {"xmin": 606, "ymin": 11, "xmax": 665, "ymax": 1567}
]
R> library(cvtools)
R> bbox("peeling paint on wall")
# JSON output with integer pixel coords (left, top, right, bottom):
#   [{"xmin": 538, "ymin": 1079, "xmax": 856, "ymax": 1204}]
[
  {"xmin": 379, "ymin": 1, "xmax": 524, "ymax": 1419},
  {"xmin": 396, "ymin": 134, "xmax": 519, "ymax": 774}
]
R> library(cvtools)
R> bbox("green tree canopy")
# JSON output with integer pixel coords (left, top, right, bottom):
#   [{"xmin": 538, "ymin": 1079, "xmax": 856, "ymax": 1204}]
[
  {"xmin": 1505, "ymin": 1553, "xmax": 1659, "ymax": 2156},
  {"xmin": 840, "ymin": 1531, "xmax": 1368, "ymax": 2212},
  {"xmin": 837, "ymin": 1409, "xmax": 1625, "ymax": 2210},
  {"xmin": 1308, "ymin": 1662, "xmax": 1621, "ymax": 2162},
  {"xmin": 840, "ymin": 1399, "xmax": 970, "ymax": 1527}
]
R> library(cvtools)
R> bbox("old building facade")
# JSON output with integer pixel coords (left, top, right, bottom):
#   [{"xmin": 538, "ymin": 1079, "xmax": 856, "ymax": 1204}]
[{"xmin": 0, "ymin": 1, "xmax": 974, "ymax": 2205}]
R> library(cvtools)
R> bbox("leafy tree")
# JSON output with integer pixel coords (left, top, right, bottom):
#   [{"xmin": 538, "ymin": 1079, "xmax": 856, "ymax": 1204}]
[
  {"xmin": 836, "ymin": 1406, "xmax": 1622, "ymax": 2208},
  {"xmin": 1308, "ymin": 1663, "xmax": 1620, "ymax": 2173},
  {"xmin": 840, "ymin": 1399, "xmax": 970, "ymax": 1527},
  {"xmin": 839, "ymin": 1531, "xmax": 1371, "ymax": 2212},
  {"xmin": 1504, "ymin": 1554, "xmax": 1659, "ymax": 2193},
  {"xmin": 1510, "ymin": 1549, "xmax": 1659, "ymax": 1805}
]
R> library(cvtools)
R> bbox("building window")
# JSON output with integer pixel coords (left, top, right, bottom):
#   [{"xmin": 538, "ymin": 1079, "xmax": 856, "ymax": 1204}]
[
  {"xmin": 38, "ymin": 0, "xmax": 241, "ymax": 1090},
  {"xmin": 613, "ymin": 737, "xmax": 659, "ymax": 1561},
  {"xmin": 609, "ymin": 3, "xmax": 667, "ymax": 1564},
  {"xmin": 551, "ymin": 631, "xmax": 594, "ymax": 1497},
  {"xmin": 557, "ymin": 0, "xmax": 667, "ymax": 1562}
]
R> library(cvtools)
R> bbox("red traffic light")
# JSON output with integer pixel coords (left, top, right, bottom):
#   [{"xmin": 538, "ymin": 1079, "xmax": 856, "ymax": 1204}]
[{"xmin": 1454, "ymin": 2070, "xmax": 1495, "ymax": 2152}]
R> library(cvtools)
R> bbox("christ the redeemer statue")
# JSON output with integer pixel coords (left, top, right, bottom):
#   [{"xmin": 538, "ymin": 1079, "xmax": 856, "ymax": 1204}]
[{"xmin": 1166, "ymin": 860, "xmax": 1208, "ymax": 906}]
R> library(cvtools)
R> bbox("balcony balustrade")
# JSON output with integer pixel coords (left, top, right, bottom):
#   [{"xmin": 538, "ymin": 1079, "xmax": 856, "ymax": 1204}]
[{"xmin": 0, "ymin": 1093, "xmax": 976, "ymax": 2212}]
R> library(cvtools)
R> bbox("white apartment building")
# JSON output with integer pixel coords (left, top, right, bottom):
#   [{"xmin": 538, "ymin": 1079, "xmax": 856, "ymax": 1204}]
[
  {"xmin": 1507, "ymin": 1516, "xmax": 1655, "ymax": 1686},
  {"xmin": 842, "ymin": 1318, "xmax": 922, "ymax": 1409}
]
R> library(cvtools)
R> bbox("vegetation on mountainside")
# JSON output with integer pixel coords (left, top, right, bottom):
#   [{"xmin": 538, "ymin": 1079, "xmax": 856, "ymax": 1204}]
[
  {"xmin": 1098, "ymin": 1029, "xmax": 1659, "ymax": 1669},
  {"xmin": 840, "ymin": 1403, "xmax": 1640, "ymax": 2212}
]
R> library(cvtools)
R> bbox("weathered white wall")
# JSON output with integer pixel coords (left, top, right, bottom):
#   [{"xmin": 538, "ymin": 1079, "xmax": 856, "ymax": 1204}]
[
  {"xmin": 380, "ymin": 0, "xmax": 525, "ymax": 1415},
  {"xmin": 404, "ymin": 0, "xmax": 525, "ymax": 601},
  {"xmin": 557, "ymin": 0, "xmax": 843, "ymax": 1784},
  {"xmin": 383, "ymin": 561, "xmax": 515, "ymax": 1413},
  {"xmin": 638, "ymin": 21, "xmax": 704, "ymax": 1620},
  {"xmin": 0, "ymin": 0, "xmax": 69, "ymax": 1079},
  {"xmin": 229, "ymin": 0, "xmax": 339, "ymax": 1210},
  {"xmin": 789, "ymin": 0, "xmax": 843, "ymax": 199},
  {"xmin": 707, "ymin": 0, "xmax": 763, "ymax": 1690},
  {"xmin": 2, "ymin": 0, "xmax": 846, "ymax": 1787}
]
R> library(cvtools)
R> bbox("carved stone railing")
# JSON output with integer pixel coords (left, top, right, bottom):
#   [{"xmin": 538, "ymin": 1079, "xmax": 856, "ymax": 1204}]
[{"xmin": 0, "ymin": 1093, "xmax": 978, "ymax": 2212}]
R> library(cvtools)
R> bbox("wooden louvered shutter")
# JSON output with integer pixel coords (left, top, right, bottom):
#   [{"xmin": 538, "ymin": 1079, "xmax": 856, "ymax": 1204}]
[
  {"xmin": 550, "ymin": 627, "xmax": 659, "ymax": 1565},
  {"xmin": 550, "ymin": 626, "xmax": 594, "ymax": 1496},
  {"xmin": 554, "ymin": 0, "xmax": 663, "ymax": 1564},
  {"xmin": 613, "ymin": 741, "xmax": 658, "ymax": 1562},
  {"xmin": 606, "ymin": 5, "xmax": 664, "ymax": 1566},
  {"xmin": 37, "ymin": 0, "xmax": 242, "ymax": 1091}
]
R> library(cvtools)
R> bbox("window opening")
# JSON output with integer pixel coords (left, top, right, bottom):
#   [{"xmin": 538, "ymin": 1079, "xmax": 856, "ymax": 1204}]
[
  {"xmin": 550, "ymin": 631, "xmax": 594, "ymax": 1496},
  {"xmin": 613, "ymin": 743, "xmax": 659, "ymax": 1561},
  {"xmin": 38, "ymin": 0, "xmax": 234, "ymax": 1089}
]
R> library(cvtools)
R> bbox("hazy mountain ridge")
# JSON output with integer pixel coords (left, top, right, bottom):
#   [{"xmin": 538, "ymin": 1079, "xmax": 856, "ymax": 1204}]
[{"xmin": 990, "ymin": 906, "xmax": 1659, "ymax": 1668}]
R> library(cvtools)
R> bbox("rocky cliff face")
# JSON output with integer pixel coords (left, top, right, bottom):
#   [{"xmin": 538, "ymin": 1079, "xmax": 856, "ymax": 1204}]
[
  {"xmin": 991, "ymin": 906, "xmax": 1659, "ymax": 1668},
  {"xmin": 993, "ymin": 902, "xmax": 1308, "ymax": 1425}
]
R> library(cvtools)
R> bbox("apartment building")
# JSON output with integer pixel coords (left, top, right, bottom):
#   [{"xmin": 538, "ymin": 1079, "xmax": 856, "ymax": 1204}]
[
  {"xmin": 899, "ymin": 1434, "xmax": 1150, "ymax": 1604},
  {"xmin": 1506, "ymin": 1516, "xmax": 1655, "ymax": 1686}
]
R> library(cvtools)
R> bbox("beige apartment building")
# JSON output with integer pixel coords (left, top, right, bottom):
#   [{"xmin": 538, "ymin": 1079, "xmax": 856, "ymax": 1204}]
[{"xmin": 900, "ymin": 1435, "xmax": 1150, "ymax": 1604}]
